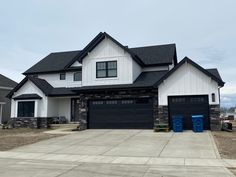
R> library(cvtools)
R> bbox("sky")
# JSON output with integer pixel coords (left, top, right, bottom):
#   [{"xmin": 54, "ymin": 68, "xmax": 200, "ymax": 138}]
[{"xmin": 0, "ymin": 0, "xmax": 235, "ymax": 107}]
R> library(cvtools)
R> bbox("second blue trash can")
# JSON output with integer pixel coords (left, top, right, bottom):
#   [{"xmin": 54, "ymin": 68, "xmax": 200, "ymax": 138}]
[
  {"xmin": 172, "ymin": 115, "xmax": 183, "ymax": 132},
  {"xmin": 192, "ymin": 115, "xmax": 204, "ymax": 132}
]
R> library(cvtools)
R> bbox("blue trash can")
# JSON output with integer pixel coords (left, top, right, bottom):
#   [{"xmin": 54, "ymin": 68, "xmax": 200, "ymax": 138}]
[
  {"xmin": 192, "ymin": 115, "xmax": 203, "ymax": 132},
  {"xmin": 172, "ymin": 115, "xmax": 183, "ymax": 132}
]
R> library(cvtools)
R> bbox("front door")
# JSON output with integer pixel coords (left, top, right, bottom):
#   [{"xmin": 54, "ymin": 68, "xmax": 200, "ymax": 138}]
[{"xmin": 71, "ymin": 98, "xmax": 80, "ymax": 122}]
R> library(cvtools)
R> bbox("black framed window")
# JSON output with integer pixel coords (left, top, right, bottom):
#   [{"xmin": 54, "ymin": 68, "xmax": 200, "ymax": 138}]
[
  {"xmin": 17, "ymin": 101, "xmax": 35, "ymax": 117},
  {"xmin": 60, "ymin": 73, "xmax": 66, "ymax": 80},
  {"xmin": 212, "ymin": 93, "xmax": 216, "ymax": 102},
  {"xmin": 74, "ymin": 71, "xmax": 82, "ymax": 81},
  {"xmin": 96, "ymin": 61, "xmax": 117, "ymax": 78}
]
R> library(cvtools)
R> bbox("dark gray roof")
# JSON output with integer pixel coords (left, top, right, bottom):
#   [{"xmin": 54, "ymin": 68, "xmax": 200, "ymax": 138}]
[
  {"xmin": 7, "ymin": 76, "xmax": 53, "ymax": 98},
  {"xmin": 206, "ymin": 69, "xmax": 223, "ymax": 82},
  {"xmin": 49, "ymin": 87, "xmax": 76, "ymax": 96},
  {"xmin": 73, "ymin": 71, "xmax": 168, "ymax": 91},
  {"xmin": 23, "ymin": 32, "xmax": 177, "ymax": 75},
  {"xmin": 29, "ymin": 77, "xmax": 54, "ymax": 95},
  {"xmin": 24, "ymin": 51, "xmax": 81, "ymax": 75},
  {"xmin": 130, "ymin": 44, "xmax": 177, "ymax": 65},
  {"xmin": 0, "ymin": 74, "xmax": 17, "ymax": 88},
  {"xmin": 8, "ymin": 70, "xmax": 168, "ymax": 98},
  {"xmin": 13, "ymin": 94, "xmax": 42, "ymax": 100},
  {"xmin": 7, "ymin": 76, "xmax": 77, "ymax": 98}
]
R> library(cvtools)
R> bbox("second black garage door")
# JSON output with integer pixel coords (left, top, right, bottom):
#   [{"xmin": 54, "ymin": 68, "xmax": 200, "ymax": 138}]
[
  {"xmin": 89, "ymin": 98, "xmax": 153, "ymax": 129},
  {"xmin": 168, "ymin": 95, "xmax": 210, "ymax": 130}
]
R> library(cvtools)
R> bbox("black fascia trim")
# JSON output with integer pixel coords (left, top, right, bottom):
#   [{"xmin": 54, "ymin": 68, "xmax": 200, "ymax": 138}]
[
  {"xmin": 72, "ymin": 86, "xmax": 154, "ymax": 93},
  {"xmin": 143, "ymin": 62, "xmax": 173, "ymax": 67},
  {"xmin": 71, "ymin": 32, "xmax": 145, "ymax": 67},
  {"xmin": 23, "ymin": 67, "xmax": 82, "ymax": 75},
  {"xmin": 13, "ymin": 95, "xmax": 42, "ymax": 100},
  {"xmin": 65, "ymin": 32, "xmax": 105, "ymax": 68},
  {"xmin": 6, "ymin": 77, "xmax": 28, "ymax": 98}
]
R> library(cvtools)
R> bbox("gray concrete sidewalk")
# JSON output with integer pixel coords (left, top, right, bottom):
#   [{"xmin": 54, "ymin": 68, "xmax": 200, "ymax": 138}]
[{"xmin": 0, "ymin": 130, "xmax": 235, "ymax": 176}]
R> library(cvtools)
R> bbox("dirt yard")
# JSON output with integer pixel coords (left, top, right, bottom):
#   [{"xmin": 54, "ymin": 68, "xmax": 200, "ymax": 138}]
[
  {"xmin": 211, "ymin": 131, "xmax": 236, "ymax": 175},
  {"xmin": 212, "ymin": 131, "xmax": 236, "ymax": 159},
  {"xmin": 0, "ymin": 128, "xmax": 63, "ymax": 151}
]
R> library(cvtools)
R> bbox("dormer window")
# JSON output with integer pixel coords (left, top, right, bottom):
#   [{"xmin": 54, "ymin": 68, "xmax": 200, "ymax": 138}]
[
  {"xmin": 74, "ymin": 71, "xmax": 82, "ymax": 81},
  {"xmin": 96, "ymin": 61, "xmax": 117, "ymax": 78}
]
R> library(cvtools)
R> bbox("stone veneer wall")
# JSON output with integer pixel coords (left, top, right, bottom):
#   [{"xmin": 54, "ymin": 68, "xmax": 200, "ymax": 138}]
[
  {"xmin": 76, "ymin": 89, "xmax": 158, "ymax": 130},
  {"xmin": 157, "ymin": 106, "xmax": 169, "ymax": 124},
  {"xmin": 209, "ymin": 104, "xmax": 221, "ymax": 131},
  {"xmin": 11, "ymin": 117, "xmax": 52, "ymax": 128}
]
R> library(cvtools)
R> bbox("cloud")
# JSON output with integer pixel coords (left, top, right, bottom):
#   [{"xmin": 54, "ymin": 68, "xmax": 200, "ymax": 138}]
[{"xmin": 221, "ymin": 93, "xmax": 236, "ymax": 108}]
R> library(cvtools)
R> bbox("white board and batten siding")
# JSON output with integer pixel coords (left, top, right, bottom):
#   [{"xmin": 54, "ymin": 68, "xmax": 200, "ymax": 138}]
[
  {"xmin": 11, "ymin": 80, "xmax": 48, "ymax": 118},
  {"xmin": 38, "ymin": 72, "xmax": 82, "ymax": 88},
  {"xmin": 82, "ymin": 37, "xmax": 142, "ymax": 86},
  {"xmin": 10, "ymin": 80, "xmax": 72, "ymax": 121},
  {"xmin": 158, "ymin": 62, "xmax": 220, "ymax": 105}
]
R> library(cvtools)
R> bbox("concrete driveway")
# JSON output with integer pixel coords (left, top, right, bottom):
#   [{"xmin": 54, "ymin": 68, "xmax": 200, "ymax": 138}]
[{"xmin": 0, "ymin": 130, "xmax": 235, "ymax": 177}]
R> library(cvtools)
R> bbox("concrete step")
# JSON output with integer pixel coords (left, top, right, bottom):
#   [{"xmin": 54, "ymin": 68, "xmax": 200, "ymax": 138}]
[{"xmin": 51, "ymin": 123, "xmax": 79, "ymax": 129}]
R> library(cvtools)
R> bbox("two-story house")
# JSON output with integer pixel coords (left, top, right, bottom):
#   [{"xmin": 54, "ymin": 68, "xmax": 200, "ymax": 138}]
[
  {"xmin": 7, "ymin": 32, "xmax": 224, "ymax": 130},
  {"xmin": 0, "ymin": 74, "xmax": 17, "ymax": 124}
]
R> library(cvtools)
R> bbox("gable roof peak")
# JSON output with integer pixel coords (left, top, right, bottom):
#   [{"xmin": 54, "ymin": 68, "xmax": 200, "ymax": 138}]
[{"xmin": 154, "ymin": 56, "xmax": 225, "ymax": 87}]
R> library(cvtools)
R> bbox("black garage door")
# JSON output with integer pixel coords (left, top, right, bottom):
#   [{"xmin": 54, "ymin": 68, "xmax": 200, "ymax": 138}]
[
  {"xmin": 168, "ymin": 95, "xmax": 210, "ymax": 130},
  {"xmin": 89, "ymin": 98, "xmax": 153, "ymax": 129}
]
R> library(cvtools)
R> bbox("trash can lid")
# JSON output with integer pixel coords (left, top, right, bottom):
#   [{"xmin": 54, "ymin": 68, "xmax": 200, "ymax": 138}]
[{"xmin": 192, "ymin": 115, "xmax": 203, "ymax": 118}]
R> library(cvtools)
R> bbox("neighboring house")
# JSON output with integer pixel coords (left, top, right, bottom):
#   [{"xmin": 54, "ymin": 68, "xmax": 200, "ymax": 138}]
[
  {"xmin": 0, "ymin": 74, "xmax": 17, "ymax": 124},
  {"xmin": 7, "ymin": 32, "xmax": 224, "ymax": 130}
]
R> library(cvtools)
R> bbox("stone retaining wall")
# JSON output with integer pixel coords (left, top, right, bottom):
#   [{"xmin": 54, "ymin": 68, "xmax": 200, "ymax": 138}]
[{"xmin": 11, "ymin": 117, "xmax": 52, "ymax": 128}]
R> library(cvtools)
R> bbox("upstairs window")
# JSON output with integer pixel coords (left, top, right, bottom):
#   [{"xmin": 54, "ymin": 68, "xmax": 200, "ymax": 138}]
[
  {"xmin": 60, "ymin": 73, "xmax": 66, "ymax": 80},
  {"xmin": 74, "ymin": 71, "xmax": 82, "ymax": 81},
  {"xmin": 96, "ymin": 61, "xmax": 117, "ymax": 78}
]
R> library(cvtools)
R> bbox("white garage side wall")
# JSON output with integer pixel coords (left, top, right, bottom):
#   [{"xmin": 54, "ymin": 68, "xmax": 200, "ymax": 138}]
[
  {"xmin": 11, "ymin": 80, "xmax": 48, "ymax": 117},
  {"xmin": 82, "ymin": 38, "xmax": 135, "ymax": 86},
  {"xmin": 158, "ymin": 62, "xmax": 220, "ymax": 105},
  {"xmin": 38, "ymin": 72, "xmax": 82, "ymax": 88}
]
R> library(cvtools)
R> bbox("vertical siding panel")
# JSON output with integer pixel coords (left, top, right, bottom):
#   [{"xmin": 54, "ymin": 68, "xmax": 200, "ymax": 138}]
[{"xmin": 158, "ymin": 63, "xmax": 220, "ymax": 105}]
